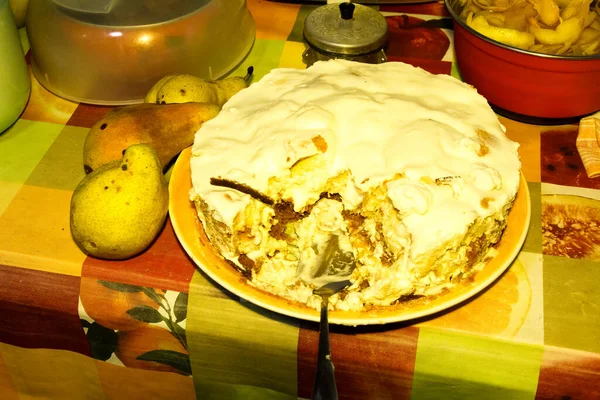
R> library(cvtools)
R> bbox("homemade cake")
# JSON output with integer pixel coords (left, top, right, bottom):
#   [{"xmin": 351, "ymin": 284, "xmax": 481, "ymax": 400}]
[{"xmin": 189, "ymin": 59, "xmax": 521, "ymax": 311}]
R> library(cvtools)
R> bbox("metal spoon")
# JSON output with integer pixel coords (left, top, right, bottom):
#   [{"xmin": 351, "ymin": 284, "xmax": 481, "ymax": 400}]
[{"xmin": 300, "ymin": 234, "xmax": 356, "ymax": 400}]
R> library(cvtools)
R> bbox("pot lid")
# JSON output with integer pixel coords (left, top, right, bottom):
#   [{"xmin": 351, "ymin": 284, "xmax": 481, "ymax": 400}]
[
  {"xmin": 304, "ymin": 2, "xmax": 387, "ymax": 55},
  {"xmin": 304, "ymin": 2, "xmax": 388, "ymax": 56},
  {"xmin": 50, "ymin": 0, "xmax": 211, "ymax": 26}
]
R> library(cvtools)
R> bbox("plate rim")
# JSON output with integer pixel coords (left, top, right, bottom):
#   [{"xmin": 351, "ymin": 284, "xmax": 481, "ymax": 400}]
[{"xmin": 169, "ymin": 146, "xmax": 531, "ymax": 326}]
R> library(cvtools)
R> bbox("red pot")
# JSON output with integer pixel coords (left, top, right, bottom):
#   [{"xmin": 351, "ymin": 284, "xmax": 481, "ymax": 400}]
[{"xmin": 446, "ymin": 0, "xmax": 600, "ymax": 120}]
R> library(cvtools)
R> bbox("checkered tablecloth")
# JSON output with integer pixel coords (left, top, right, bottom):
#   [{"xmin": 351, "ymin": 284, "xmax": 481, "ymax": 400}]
[{"xmin": 1, "ymin": 1, "xmax": 599, "ymax": 399}]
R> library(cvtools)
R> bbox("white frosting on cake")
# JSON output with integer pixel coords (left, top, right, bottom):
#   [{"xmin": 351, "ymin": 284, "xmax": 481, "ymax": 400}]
[{"xmin": 190, "ymin": 60, "xmax": 521, "ymax": 265}]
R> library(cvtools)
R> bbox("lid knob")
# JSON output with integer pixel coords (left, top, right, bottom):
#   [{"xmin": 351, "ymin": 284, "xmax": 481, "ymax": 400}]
[{"xmin": 339, "ymin": 2, "xmax": 355, "ymax": 20}]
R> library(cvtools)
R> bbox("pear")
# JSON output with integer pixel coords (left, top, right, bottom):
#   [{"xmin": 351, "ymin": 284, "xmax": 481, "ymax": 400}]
[
  {"xmin": 70, "ymin": 144, "xmax": 169, "ymax": 260},
  {"xmin": 9, "ymin": 0, "xmax": 28, "ymax": 28},
  {"xmin": 83, "ymin": 102, "xmax": 220, "ymax": 173},
  {"xmin": 144, "ymin": 74, "xmax": 175, "ymax": 103},
  {"xmin": 147, "ymin": 66, "xmax": 254, "ymax": 106}
]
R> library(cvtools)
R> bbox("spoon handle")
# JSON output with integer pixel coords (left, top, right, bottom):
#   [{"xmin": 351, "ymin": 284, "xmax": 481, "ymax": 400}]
[{"xmin": 312, "ymin": 298, "xmax": 338, "ymax": 400}]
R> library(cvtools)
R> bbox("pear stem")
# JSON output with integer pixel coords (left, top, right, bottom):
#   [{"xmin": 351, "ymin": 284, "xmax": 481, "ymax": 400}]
[{"xmin": 244, "ymin": 66, "xmax": 254, "ymax": 83}]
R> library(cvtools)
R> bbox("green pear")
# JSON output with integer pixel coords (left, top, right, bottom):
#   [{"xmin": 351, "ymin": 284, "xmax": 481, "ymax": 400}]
[{"xmin": 70, "ymin": 144, "xmax": 169, "ymax": 260}]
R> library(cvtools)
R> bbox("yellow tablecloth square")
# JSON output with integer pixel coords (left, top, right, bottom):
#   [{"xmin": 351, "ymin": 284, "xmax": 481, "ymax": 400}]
[
  {"xmin": 0, "ymin": 344, "xmax": 105, "ymax": 400},
  {"xmin": 0, "ymin": 185, "xmax": 85, "ymax": 276}
]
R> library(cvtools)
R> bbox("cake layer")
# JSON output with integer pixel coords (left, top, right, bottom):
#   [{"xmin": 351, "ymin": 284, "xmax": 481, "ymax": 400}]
[{"xmin": 189, "ymin": 59, "xmax": 521, "ymax": 310}]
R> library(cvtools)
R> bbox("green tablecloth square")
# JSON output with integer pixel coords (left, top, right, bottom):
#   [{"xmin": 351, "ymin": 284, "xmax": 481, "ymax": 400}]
[
  {"xmin": 411, "ymin": 327, "xmax": 543, "ymax": 400},
  {"xmin": 193, "ymin": 382, "xmax": 297, "ymax": 400},
  {"xmin": 18, "ymin": 27, "xmax": 29, "ymax": 54},
  {"xmin": 186, "ymin": 271, "xmax": 299, "ymax": 399},
  {"xmin": 0, "ymin": 120, "xmax": 63, "ymax": 183},
  {"xmin": 286, "ymin": 5, "xmax": 317, "ymax": 44},
  {"xmin": 0, "ymin": 180, "xmax": 22, "ymax": 217},
  {"xmin": 25, "ymin": 125, "xmax": 87, "ymax": 191},
  {"xmin": 450, "ymin": 60, "xmax": 462, "ymax": 81},
  {"xmin": 228, "ymin": 39, "xmax": 287, "ymax": 83},
  {"xmin": 522, "ymin": 182, "xmax": 542, "ymax": 254},
  {"xmin": 543, "ymin": 255, "xmax": 600, "ymax": 354}
]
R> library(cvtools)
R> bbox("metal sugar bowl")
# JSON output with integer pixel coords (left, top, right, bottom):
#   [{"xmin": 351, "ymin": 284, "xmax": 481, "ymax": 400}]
[{"xmin": 303, "ymin": 2, "xmax": 388, "ymax": 67}]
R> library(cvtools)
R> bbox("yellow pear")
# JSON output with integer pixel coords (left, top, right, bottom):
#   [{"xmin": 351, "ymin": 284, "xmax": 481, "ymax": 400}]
[
  {"xmin": 144, "ymin": 74, "xmax": 176, "ymax": 103},
  {"xmin": 147, "ymin": 66, "xmax": 254, "ymax": 106},
  {"xmin": 9, "ymin": 0, "xmax": 28, "ymax": 28},
  {"xmin": 70, "ymin": 144, "xmax": 169, "ymax": 260}
]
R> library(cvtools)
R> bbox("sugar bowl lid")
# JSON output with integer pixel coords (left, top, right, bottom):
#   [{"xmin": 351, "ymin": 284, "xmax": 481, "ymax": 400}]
[{"xmin": 303, "ymin": 2, "xmax": 388, "ymax": 56}]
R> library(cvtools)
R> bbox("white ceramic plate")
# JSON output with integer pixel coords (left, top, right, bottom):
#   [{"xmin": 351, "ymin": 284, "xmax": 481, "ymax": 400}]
[{"xmin": 169, "ymin": 147, "xmax": 531, "ymax": 325}]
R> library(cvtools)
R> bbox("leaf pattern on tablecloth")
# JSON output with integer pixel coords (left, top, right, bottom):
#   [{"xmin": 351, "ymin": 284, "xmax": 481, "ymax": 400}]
[{"xmin": 78, "ymin": 278, "xmax": 191, "ymax": 375}]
